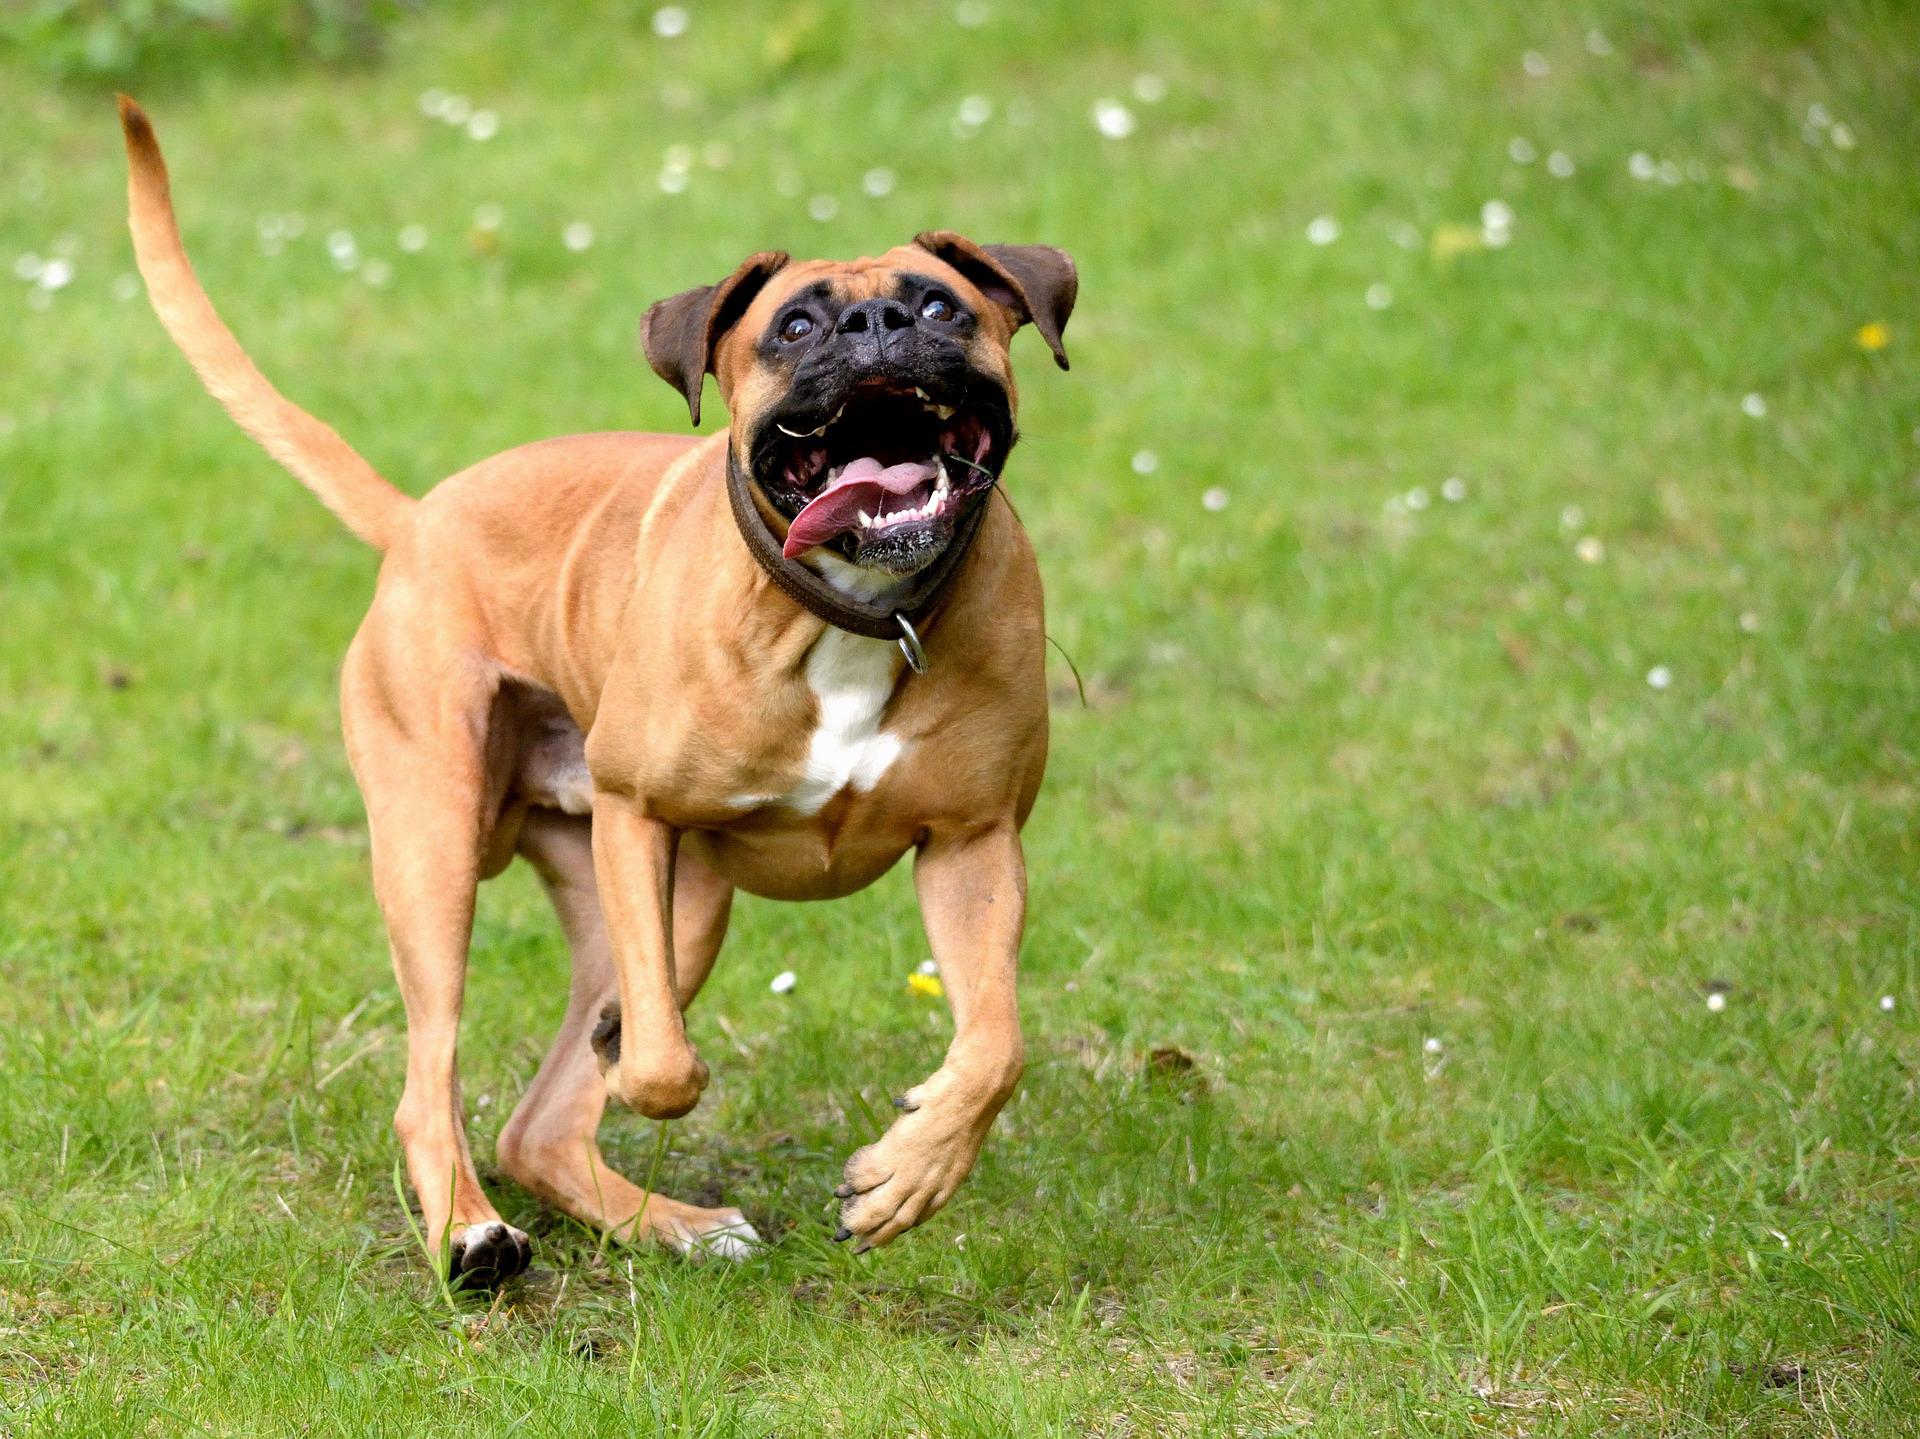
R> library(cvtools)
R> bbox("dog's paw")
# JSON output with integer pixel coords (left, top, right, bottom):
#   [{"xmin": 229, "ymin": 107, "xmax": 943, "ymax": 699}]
[
  {"xmin": 448, "ymin": 1220, "xmax": 532, "ymax": 1290},
  {"xmin": 604, "ymin": 1050, "xmax": 709, "ymax": 1119},
  {"xmin": 655, "ymin": 1205, "xmax": 763, "ymax": 1263},
  {"xmin": 832, "ymin": 1099, "xmax": 984, "ymax": 1253},
  {"xmin": 592, "ymin": 1005, "xmax": 709, "ymax": 1118}
]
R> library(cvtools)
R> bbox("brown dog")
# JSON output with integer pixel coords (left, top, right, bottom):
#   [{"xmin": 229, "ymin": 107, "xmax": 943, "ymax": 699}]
[{"xmin": 118, "ymin": 98, "xmax": 1075, "ymax": 1285}]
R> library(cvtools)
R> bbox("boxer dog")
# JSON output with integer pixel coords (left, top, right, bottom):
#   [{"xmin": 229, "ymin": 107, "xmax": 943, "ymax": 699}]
[{"xmin": 117, "ymin": 97, "xmax": 1074, "ymax": 1286}]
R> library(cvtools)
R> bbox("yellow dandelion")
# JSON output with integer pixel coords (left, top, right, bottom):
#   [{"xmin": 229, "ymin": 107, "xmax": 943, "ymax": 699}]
[
  {"xmin": 1854, "ymin": 321, "xmax": 1890, "ymax": 351},
  {"xmin": 1429, "ymin": 223, "xmax": 1486, "ymax": 264},
  {"xmin": 907, "ymin": 972, "xmax": 944, "ymax": 999}
]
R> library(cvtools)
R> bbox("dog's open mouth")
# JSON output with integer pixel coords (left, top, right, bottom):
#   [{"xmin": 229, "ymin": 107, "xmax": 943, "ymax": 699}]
[{"xmin": 771, "ymin": 382, "xmax": 999, "ymax": 572}]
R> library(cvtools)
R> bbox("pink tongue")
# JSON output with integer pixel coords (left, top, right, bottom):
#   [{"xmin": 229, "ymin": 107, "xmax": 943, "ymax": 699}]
[{"xmin": 782, "ymin": 456, "xmax": 939, "ymax": 557}]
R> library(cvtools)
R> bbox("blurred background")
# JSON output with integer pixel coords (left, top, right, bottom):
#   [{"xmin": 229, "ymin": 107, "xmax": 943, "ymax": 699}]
[{"xmin": 1, "ymin": 2, "xmax": 1916, "ymax": 1432}]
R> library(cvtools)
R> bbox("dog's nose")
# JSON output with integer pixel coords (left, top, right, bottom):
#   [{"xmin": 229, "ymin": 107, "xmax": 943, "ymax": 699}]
[{"xmin": 836, "ymin": 298, "xmax": 915, "ymax": 337}]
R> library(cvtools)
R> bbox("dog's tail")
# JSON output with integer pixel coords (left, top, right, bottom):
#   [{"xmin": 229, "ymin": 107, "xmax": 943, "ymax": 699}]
[{"xmin": 117, "ymin": 96, "xmax": 414, "ymax": 552}]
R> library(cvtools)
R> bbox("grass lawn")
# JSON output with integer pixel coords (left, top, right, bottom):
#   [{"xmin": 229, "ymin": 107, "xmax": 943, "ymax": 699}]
[{"xmin": 3, "ymin": 0, "xmax": 1918, "ymax": 1432}]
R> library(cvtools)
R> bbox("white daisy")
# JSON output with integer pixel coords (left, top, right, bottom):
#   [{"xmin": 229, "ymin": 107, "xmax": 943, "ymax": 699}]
[{"xmin": 1092, "ymin": 99, "xmax": 1136, "ymax": 140}]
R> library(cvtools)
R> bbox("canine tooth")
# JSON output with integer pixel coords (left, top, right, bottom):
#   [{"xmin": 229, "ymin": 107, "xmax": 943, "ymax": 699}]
[{"xmin": 935, "ymin": 405, "xmax": 955, "ymax": 420}]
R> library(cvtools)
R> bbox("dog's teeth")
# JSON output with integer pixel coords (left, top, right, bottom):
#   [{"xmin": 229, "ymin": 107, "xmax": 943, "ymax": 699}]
[{"xmin": 935, "ymin": 405, "xmax": 955, "ymax": 420}]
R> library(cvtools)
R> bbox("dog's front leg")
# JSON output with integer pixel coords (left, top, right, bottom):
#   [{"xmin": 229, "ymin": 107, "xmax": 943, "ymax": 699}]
[
  {"xmin": 836, "ymin": 821, "xmax": 1027, "ymax": 1251},
  {"xmin": 587, "ymin": 797, "xmax": 709, "ymax": 1118}
]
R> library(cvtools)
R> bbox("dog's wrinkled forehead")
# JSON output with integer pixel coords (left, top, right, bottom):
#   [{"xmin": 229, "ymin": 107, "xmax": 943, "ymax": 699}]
[
  {"xmin": 715, "ymin": 249, "xmax": 1013, "ymax": 388},
  {"xmin": 736, "ymin": 251, "xmax": 1003, "ymax": 335}
]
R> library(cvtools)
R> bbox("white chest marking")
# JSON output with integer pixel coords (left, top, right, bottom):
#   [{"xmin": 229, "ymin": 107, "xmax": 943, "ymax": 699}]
[{"xmin": 779, "ymin": 628, "xmax": 906, "ymax": 815}]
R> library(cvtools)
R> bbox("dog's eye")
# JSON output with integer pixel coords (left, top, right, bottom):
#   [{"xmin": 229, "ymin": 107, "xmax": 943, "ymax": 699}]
[
  {"xmin": 920, "ymin": 295, "xmax": 955, "ymax": 322},
  {"xmin": 779, "ymin": 313, "xmax": 814, "ymax": 343}
]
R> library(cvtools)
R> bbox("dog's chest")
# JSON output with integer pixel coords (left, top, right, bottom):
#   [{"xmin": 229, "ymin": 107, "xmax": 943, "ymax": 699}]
[{"xmin": 757, "ymin": 629, "xmax": 906, "ymax": 815}]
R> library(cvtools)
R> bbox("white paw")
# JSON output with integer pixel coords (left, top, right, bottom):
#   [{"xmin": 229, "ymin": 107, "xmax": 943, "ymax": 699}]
[
  {"xmin": 448, "ymin": 1219, "xmax": 532, "ymax": 1288},
  {"xmin": 661, "ymin": 1208, "xmax": 761, "ymax": 1263}
]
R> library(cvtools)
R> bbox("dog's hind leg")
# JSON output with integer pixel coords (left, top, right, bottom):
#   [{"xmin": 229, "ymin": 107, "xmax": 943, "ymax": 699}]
[
  {"xmin": 497, "ymin": 810, "xmax": 758, "ymax": 1260},
  {"xmin": 341, "ymin": 632, "xmax": 531, "ymax": 1290}
]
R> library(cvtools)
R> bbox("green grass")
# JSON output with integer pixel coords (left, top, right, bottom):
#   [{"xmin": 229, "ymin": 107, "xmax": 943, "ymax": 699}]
[{"xmin": 3, "ymin": 0, "xmax": 1918, "ymax": 1432}]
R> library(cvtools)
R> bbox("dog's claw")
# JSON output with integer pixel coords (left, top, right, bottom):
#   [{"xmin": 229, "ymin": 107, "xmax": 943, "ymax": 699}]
[
  {"xmin": 832, "ymin": 1182, "xmax": 854, "ymax": 1199},
  {"xmin": 831, "ymin": 1225, "xmax": 852, "ymax": 1243}
]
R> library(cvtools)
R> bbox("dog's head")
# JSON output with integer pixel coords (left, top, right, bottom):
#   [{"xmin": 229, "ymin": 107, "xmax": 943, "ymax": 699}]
[{"xmin": 642, "ymin": 232, "xmax": 1076, "ymax": 577}]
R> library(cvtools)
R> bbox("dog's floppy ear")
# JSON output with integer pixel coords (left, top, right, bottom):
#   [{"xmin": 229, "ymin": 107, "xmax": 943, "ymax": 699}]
[
  {"xmin": 642, "ymin": 250, "xmax": 790, "ymax": 425},
  {"xmin": 913, "ymin": 230, "xmax": 1078, "ymax": 370}
]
